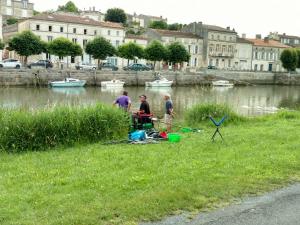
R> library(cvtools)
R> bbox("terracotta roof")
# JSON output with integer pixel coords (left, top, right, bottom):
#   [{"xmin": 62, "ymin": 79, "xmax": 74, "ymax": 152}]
[
  {"xmin": 28, "ymin": 13, "xmax": 124, "ymax": 29},
  {"xmin": 150, "ymin": 29, "xmax": 201, "ymax": 39},
  {"xmin": 237, "ymin": 37, "xmax": 253, "ymax": 44},
  {"xmin": 125, "ymin": 34, "xmax": 148, "ymax": 40},
  {"xmin": 246, "ymin": 38, "xmax": 289, "ymax": 48}
]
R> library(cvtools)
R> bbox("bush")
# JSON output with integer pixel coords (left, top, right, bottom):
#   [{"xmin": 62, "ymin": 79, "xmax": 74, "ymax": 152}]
[
  {"xmin": 0, "ymin": 104, "xmax": 129, "ymax": 152},
  {"xmin": 185, "ymin": 104, "xmax": 245, "ymax": 126}
]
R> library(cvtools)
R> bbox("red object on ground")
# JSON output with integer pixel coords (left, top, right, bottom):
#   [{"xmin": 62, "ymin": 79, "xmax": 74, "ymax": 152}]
[{"xmin": 160, "ymin": 132, "xmax": 168, "ymax": 139}]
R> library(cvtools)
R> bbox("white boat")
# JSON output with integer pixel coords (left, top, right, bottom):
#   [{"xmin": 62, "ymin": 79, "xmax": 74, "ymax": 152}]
[
  {"xmin": 145, "ymin": 77, "xmax": 173, "ymax": 87},
  {"xmin": 101, "ymin": 80, "xmax": 125, "ymax": 88},
  {"xmin": 212, "ymin": 80, "xmax": 234, "ymax": 87},
  {"xmin": 50, "ymin": 78, "xmax": 86, "ymax": 87}
]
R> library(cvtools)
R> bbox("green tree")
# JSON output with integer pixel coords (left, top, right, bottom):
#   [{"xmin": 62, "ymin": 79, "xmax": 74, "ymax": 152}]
[
  {"xmin": 85, "ymin": 37, "xmax": 116, "ymax": 67},
  {"xmin": 280, "ymin": 49, "xmax": 298, "ymax": 72},
  {"xmin": 0, "ymin": 39, "xmax": 5, "ymax": 50},
  {"xmin": 166, "ymin": 42, "xmax": 190, "ymax": 70},
  {"xmin": 144, "ymin": 40, "xmax": 167, "ymax": 70},
  {"xmin": 105, "ymin": 8, "xmax": 127, "ymax": 24},
  {"xmin": 48, "ymin": 37, "xmax": 82, "ymax": 67},
  {"xmin": 8, "ymin": 31, "xmax": 46, "ymax": 65},
  {"xmin": 118, "ymin": 42, "xmax": 144, "ymax": 66},
  {"xmin": 7, "ymin": 17, "xmax": 18, "ymax": 25},
  {"xmin": 296, "ymin": 49, "xmax": 300, "ymax": 69},
  {"xmin": 149, "ymin": 20, "xmax": 168, "ymax": 29},
  {"xmin": 58, "ymin": 1, "xmax": 79, "ymax": 13},
  {"xmin": 168, "ymin": 23, "xmax": 183, "ymax": 31}
]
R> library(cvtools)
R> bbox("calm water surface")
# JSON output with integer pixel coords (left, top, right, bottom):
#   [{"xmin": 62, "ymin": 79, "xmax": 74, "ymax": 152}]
[{"xmin": 0, "ymin": 85, "xmax": 299, "ymax": 118}]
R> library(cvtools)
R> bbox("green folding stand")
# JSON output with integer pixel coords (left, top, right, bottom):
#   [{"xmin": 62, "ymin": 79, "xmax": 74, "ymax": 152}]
[{"xmin": 210, "ymin": 116, "xmax": 227, "ymax": 141}]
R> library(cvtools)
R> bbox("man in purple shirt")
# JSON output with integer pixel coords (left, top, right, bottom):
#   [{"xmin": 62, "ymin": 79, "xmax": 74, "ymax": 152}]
[{"xmin": 113, "ymin": 91, "xmax": 131, "ymax": 112}]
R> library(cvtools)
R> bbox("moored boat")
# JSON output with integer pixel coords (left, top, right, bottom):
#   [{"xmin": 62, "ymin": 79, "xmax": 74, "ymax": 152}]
[
  {"xmin": 145, "ymin": 77, "xmax": 173, "ymax": 87},
  {"xmin": 50, "ymin": 78, "xmax": 86, "ymax": 87},
  {"xmin": 101, "ymin": 80, "xmax": 125, "ymax": 88},
  {"xmin": 212, "ymin": 80, "xmax": 234, "ymax": 87}
]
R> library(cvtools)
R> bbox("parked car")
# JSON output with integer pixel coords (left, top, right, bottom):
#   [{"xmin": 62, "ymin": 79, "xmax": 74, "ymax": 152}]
[
  {"xmin": 146, "ymin": 63, "xmax": 154, "ymax": 70},
  {"xmin": 27, "ymin": 60, "xmax": 53, "ymax": 69},
  {"xmin": 207, "ymin": 65, "xmax": 217, "ymax": 70},
  {"xmin": 0, "ymin": 59, "xmax": 22, "ymax": 69},
  {"xmin": 100, "ymin": 62, "xmax": 118, "ymax": 71},
  {"xmin": 123, "ymin": 63, "xmax": 151, "ymax": 71},
  {"xmin": 75, "ymin": 63, "xmax": 97, "ymax": 70}
]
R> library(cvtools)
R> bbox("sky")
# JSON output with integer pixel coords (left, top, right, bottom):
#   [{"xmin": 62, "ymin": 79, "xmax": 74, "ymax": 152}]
[{"xmin": 31, "ymin": 0, "xmax": 300, "ymax": 38}]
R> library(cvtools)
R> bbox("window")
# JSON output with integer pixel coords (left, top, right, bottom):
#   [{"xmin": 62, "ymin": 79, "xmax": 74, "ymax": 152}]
[
  {"xmin": 295, "ymin": 39, "xmax": 300, "ymax": 44},
  {"xmin": 94, "ymin": 30, "xmax": 97, "ymax": 35},
  {"xmin": 216, "ymin": 59, "xmax": 219, "ymax": 67},
  {"xmin": 195, "ymin": 46, "xmax": 198, "ymax": 54},
  {"xmin": 188, "ymin": 45, "xmax": 191, "ymax": 53},
  {"xmin": 72, "ymin": 38, "xmax": 77, "ymax": 44},
  {"xmin": 108, "ymin": 30, "xmax": 111, "ymax": 35},
  {"xmin": 254, "ymin": 64, "xmax": 258, "ymax": 71},
  {"xmin": 117, "ymin": 31, "xmax": 120, "ymax": 36},
  {"xmin": 71, "ymin": 56, "xmax": 75, "ymax": 64},
  {"xmin": 22, "ymin": 0, "xmax": 28, "ymax": 8},
  {"xmin": 7, "ymin": 0, "xmax": 12, "ymax": 6},
  {"xmin": 46, "ymin": 53, "xmax": 51, "ymax": 60},
  {"xmin": 211, "ymin": 34, "xmax": 214, "ymax": 40},
  {"xmin": 60, "ymin": 27, "xmax": 64, "ymax": 32},
  {"xmin": 47, "ymin": 36, "xmax": 53, "ymax": 42},
  {"xmin": 83, "ymin": 39, "xmax": 88, "ymax": 47},
  {"xmin": 73, "ymin": 28, "xmax": 76, "ymax": 34},
  {"xmin": 261, "ymin": 52, "xmax": 265, "ymax": 60},
  {"xmin": 194, "ymin": 58, "xmax": 197, "ymax": 67},
  {"xmin": 217, "ymin": 35, "xmax": 220, "ymax": 40},
  {"xmin": 260, "ymin": 65, "xmax": 264, "ymax": 71},
  {"xmin": 36, "ymin": 24, "xmax": 40, "ymax": 31},
  {"xmin": 48, "ymin": 26, "xmax": 52, "ymax": 32},
  {"xmin": 84, "ymin": 29, "xmax": 87, "ymax": 35},
  {"xmin": 116, "ymin": 40, "xmax": 120, "ymax": 47},
  {"xmin": 228, "ymin": 59, "xmax": 231, "ymax": 67},
  {"xmin": 230, "ymin": 37, "xmax": 232, "ymax": 42},
  {"xmin": 255, "ymin": 52, "xmax": 258, "ymax": 60}
]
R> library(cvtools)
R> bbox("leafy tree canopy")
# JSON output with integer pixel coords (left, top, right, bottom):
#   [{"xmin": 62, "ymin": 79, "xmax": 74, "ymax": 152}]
[
  {"xmin": 7, "ymin": 17, "xmax": 18, "ymax": 25},
  {"xmin": 117, "ymin": 42, "xmax": 144, "ymax": 60},
  {"xmin": 166, "ymin": 42, "xmax": 190, "ymax": 64},
  {"xmin": 280, "ymin": 49, "xmax": 298, "ymax": 72},
  {"xmin": 149, "ymin": 20, "xmax": 168, "ymax": 30},
  {"xmin": 105, "ymin": 8, "xmax": 127, "ymax": 24},
  {"xmin": 85, "ymin": 37, "xmax": 116, "ymax": 61},
  {"xmin": 0, "ymin": 39, "xmax": 5, "ymax": 50},
  {"xmin": 144, "ymin": 40, "xmax": 167, "ymax": 67},
  {"xmin": 47, "ymin": 37, "xmax": 82, "ymax": 58},
  {"xmin": 58, "ymin": 1, "xmax": 79, "ymax": 13}
]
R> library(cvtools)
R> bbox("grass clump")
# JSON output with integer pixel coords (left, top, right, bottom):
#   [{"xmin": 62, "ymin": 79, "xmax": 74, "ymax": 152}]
[
  {"xmin": 0, "ymin": 104, "xmax": 129, "ymax": 152},
  {"xmin": 185, "ymin": 103, "xmax": 246, "ymax": 126}
]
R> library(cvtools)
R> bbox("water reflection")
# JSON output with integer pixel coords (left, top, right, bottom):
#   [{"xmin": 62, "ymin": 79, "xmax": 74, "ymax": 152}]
[
  {"xmin": 0, "ymin": 86, "xmax": 299, "ymax": 117},
  {"xmin": 51, "ymin": 87, "xmax": 86, "ymax": 96}
]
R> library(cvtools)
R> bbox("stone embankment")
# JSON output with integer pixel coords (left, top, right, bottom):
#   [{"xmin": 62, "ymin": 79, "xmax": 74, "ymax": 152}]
[{"xmin": 0, "ymin": 68, "xmax": 299, "ymax": 86}]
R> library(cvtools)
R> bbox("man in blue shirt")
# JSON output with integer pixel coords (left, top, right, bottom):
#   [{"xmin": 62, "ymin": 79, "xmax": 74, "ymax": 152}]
[
  {"xmin": 164, "ymin": 94, "xmax": 174, "ymax": 132},
  {"xmin": 113, "ymin": 91, "xmax": 131, "ymax": 112}
]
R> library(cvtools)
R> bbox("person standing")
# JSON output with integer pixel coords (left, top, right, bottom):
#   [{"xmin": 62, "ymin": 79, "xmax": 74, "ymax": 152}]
[
  {"xmin": 164, "ymin": 94, "xmax": 174, "ymax": 132},
  {"xmin": 113, "ymin": 91, "xmax": 131, "ymax": 112}
]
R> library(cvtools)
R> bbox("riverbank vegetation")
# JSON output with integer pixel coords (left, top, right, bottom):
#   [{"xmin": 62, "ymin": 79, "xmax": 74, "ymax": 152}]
[
  {"xmin": 0, "ymin": 105, "xmax": 300, "ymax": 225},
  {"xmin": 0, "ymin": 104, "xmax": 128, "ymax": 152}
]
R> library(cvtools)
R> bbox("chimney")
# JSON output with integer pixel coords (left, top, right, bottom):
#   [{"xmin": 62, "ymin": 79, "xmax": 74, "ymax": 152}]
[
  {"xmin": 242, "ymin": 33, "xmax": 246, "ymax": 38},
  {"xmin": 264, "ymin": 37, "xmax": 269, "ymax": 43},
  {"xmin": 93, "ymin": 6, "xmax": 95, "ymax": 11},
  {"xmin": 283, "ymin": 33, "xmax": 286, "ymax": 36},
  {"xmin": 226, "ymin": 26, "xmax": 230, "ymax": 30},
  {"xmin": 256, "ymin": 34, "xmax": 262, "ymax": 39}
]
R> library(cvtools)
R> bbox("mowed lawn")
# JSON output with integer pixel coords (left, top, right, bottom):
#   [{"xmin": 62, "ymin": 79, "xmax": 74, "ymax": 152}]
[{"xmin": 0, "ymin": 114, "xmax": 300, "ymax": 225}]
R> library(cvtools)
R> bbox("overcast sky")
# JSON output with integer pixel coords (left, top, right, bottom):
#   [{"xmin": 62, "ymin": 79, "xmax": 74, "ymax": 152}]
[{"xmin": 31, "ymin": 0, "xmax": 300, "ymax": 37}]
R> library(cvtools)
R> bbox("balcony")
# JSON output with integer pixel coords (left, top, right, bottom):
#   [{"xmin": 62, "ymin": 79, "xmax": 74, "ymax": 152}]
[{"xmin": 209, "ymin": 52, "xmax": 234, "ymax": 58}]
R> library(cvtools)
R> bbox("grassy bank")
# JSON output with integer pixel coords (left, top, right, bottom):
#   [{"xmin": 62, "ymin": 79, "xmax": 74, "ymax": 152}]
[
  {"xmin": 0, "ymin": 104, "xmax": 129, "ymax": 152},
  {"xmin": 1, "ymin": 110, "xmax": 300, "ymax": 225}
]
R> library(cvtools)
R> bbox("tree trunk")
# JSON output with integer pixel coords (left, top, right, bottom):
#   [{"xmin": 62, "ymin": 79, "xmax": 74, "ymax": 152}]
[
  {"xmin": 127, "ymin": 59, "xmax": 129, "ymax": 66},
  {"xmin": 154, "ymin": 61, "xmax": 156, "ymax": 71},
  {"xmin": 98, "ymin": 59, "xmax": 101, "ymax": 69},
  {"xmin": 24, "ymin": 56, "xmax": 28, "ymax": 66}
]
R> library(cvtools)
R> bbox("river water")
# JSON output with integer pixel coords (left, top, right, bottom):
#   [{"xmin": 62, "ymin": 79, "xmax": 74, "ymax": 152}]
[{"xmin": 0, "ymin": 85, "xmax": 299, "ymax": 118}]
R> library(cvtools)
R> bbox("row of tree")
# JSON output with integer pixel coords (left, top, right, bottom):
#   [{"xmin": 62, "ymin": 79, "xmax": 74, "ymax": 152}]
[
  {"xmin": 1, "ymin": 31, "xmax": 190, "ymax": 68},
  {"xmin": 280, "ymin": 49, "xmax": 300, "ymax": 72}
]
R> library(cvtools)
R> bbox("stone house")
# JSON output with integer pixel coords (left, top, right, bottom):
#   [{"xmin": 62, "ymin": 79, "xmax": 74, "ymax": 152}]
[
  {"xmin": 0, "ymin": 0, "xmax": 34, "ymax": 19},
  {"xmin": 247, "ymin": 36, "xmax": 289, "ymax": 72},
  {"xmin": 3, "ymin": 13, "xmax": 125, "ymax": 68},
  {"xmin": 234, "ymin": 36, "xmax": 253, "ymax": 71},
  {"xmin": 269, "ymin": 32, "xmax": 300, "ymax": 48},
  {"xmin": 182, "ymin": 22, "xmax": 237, "ymax": 69},
  {"xmin": 127, "ymin": 13, "xmax": 167, "ymax": 28},
  {"xmin": 146, "ymin": 29, "xmax": 204, "ymax": 70}
]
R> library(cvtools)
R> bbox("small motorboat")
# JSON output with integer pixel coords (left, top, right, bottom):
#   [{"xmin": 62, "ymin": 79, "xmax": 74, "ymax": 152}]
[
  {"xmin": 50, "ymin": 78, "xmax": 86, "ymax": 87},
  {"xmin": 101, "ymin": 80, "xmax": 125, "ymax": 88},
  {"xmin": 212, "ymin": 80, "xmax": 234, "ymax": 87},
  {"xmin": 145, "ymin": 77, "xmax": 173, "ymax": 87}
]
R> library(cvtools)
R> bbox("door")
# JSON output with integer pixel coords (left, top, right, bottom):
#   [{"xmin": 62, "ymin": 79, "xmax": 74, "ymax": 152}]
[{"xmin": 268, "ymin": 64, "xmax": 273, "ymax": 72}]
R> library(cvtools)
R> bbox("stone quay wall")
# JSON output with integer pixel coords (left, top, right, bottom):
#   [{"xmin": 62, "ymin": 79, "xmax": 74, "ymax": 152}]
[{"xmin": 0, "ymin": 69, "xmax": 300, "ymax": 87}]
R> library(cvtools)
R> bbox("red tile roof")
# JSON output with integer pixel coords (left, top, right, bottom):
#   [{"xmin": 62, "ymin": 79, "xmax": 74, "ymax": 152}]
[
  {"xmin": 29, "ymin": 13, "xmax": 124, "ymax": 29},
  {"xmin": 246, "ymin": 39, "xmax": 289, "ymax": 48},
  {"xmin": 150, "ymin": 29, "xmax": 201, "ymax": 39}
]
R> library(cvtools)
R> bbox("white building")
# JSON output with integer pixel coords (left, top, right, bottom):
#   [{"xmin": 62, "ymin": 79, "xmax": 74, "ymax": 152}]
[
  {"xmin": 146, "ymin": 29, "xmax": 204, "ymax": 70},
  {"xmin": 3, "ymin": 13, "xmax": 125, "ymax": 68},
  {"xmin": 234, "ymin": 37, "xmax": 253, "ymax": 70},
  {"xmin": 247, "ymin": 36, "xmax": 289, "ymax": 72}
]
